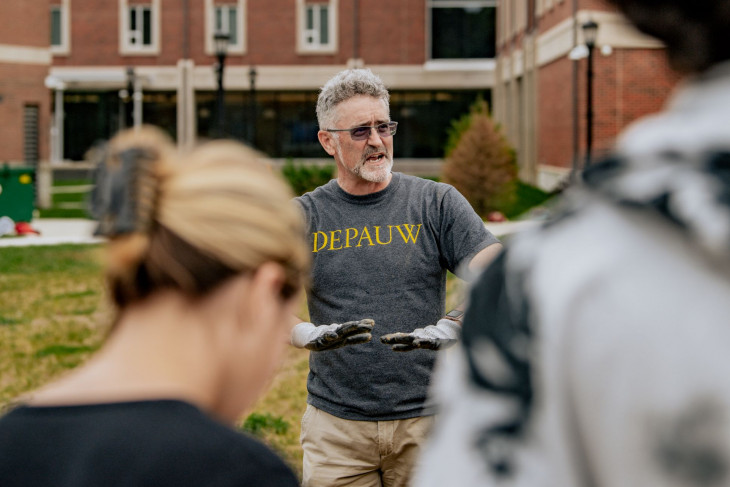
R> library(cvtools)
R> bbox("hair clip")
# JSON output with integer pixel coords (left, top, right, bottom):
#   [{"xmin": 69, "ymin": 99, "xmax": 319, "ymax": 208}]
[{"xmin": 89, "ymin": 145, "xmax": 159, "ymax": 237}]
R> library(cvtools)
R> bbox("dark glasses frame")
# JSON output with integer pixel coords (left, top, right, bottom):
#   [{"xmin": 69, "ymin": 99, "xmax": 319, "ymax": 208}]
[{"xmin": 325, "ymin": 121, "xmax": 398, "ymax": 141}]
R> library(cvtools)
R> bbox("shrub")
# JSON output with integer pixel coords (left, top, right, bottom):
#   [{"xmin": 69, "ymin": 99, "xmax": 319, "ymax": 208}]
[
  {"xmin": 241, "ymin": 412, "xmax": 290, "ymax": 437},
  {"xmin": 442, "ymin": 100, "xmax": 519, "ymax": 218},
  {"xmin": 281, "ymin": 160, "xmax": 335, "ymax": 196}
]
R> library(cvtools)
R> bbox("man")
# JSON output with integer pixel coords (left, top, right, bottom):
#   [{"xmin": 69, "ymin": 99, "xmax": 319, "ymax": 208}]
[
  {"xmin": 290, "ymin": 69, "xmax": 502, "ymax": 487},
  {"xmin": 413, "ymin": 1, "xmax": 730, "ymax": 486}
]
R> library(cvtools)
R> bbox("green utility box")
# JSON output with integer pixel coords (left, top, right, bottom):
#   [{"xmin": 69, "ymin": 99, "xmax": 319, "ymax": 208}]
[{"xmin": 0, "ymin": 165, "xmax": 35, "ymax": 222}]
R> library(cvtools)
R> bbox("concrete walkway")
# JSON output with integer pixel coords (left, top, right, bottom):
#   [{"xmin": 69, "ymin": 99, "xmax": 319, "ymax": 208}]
[
  {"xmin": 0, "ymin": 218, "xmax": 539, "ymax": 248},
  {"xmin": 0, "ymin": 219, "xmax": 102, "ymax": 247}
]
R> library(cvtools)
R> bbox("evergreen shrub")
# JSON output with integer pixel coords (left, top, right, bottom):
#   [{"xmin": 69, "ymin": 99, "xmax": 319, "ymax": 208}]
[{"xmin": 442, "ymin": 100, "xmax": 519, "ymax": 218}]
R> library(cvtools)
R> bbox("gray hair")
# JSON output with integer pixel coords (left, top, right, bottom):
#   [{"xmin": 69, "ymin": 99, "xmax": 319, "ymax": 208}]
[{"xmin": 316, "ymin": 69, "xmax": 390, "ymax": 129}]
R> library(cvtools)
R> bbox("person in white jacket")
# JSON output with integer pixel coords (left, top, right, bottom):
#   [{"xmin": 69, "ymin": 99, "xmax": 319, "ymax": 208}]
[{"xmin": 413, "ymin": 0, "xmax": 730, "ymax": 485}]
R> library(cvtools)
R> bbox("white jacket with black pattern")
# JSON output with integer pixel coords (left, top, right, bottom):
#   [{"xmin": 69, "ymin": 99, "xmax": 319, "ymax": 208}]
[{"xmin": 413, "ymin": 61, "xmax": 730, "ymax": 487}]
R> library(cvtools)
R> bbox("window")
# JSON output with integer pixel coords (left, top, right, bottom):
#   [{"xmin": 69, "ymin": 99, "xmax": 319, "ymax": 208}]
[
  {"xmin": 429, "ymin": 0, "xmax": 496, "ymax": 59},
  {"xmin": 297, "ymin": 0, "xmax": 337, "ymax": 54},
  {"xmin": 129, "ymin": 6, "xmax": 152, "ymax": 47},
  {"xmin": 304, "ymin": 4, "xmax": 328, "ymax": 47},
  {"xmin": 119, "ymin": 0, "xmax": 160, "ymax": 55},
  {"xmin": 50, "ymin": 1, "xmax": 70, "ymax": 55},
  {"xmin": 51, "ymin": 7, "xmax": 62, "ymax": 46},
  {"xmin": 216, "ymin": 6, "xmax": 238, "ymax": 45},
  {"xmin": 205, "ymin": 0, "xmax": 246, "ymax": 54}
]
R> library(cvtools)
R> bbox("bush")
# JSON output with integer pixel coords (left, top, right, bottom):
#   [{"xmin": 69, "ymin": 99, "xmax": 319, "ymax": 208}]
[
  {"xmin": 281, "ymin": 160, "xmax": 335, "ymax": 196},
  {"xmin": 241, "ymin": 412, "xmax": 290, "ymax": 437},
  {"xmin": 442, "ymin": 100, "xmax": 519, "ymax": 219}
]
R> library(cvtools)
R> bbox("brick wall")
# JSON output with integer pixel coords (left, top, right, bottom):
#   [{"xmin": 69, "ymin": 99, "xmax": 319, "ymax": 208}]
[
  {"xmin": 0, "ymin": 0, "xmax": 50, "ymax": 163},
  {"xmin": 0, "ymin": 0, "xmax": 49, "ymax": 47},
  {"xmin": 539, "ymin": 48, "xmax": 682, "ymax": 168},
  {"xmin": 537, "ymin": 57, "xmax": 575, "ymax": 167},
  {"xmin": 54, "ymin": 0, "xmax": 427, "ymax": 67}
]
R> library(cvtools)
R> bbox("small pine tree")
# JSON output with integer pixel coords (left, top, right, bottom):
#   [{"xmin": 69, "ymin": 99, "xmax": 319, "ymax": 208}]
[{"xmin": 442, "ymin": 100, "xmax": 518, "ymax": 218}]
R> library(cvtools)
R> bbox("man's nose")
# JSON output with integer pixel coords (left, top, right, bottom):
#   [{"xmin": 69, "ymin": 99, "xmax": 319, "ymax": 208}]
[{"xmin": 366, "ymin": 126, "xmax": 382, "ymax": 144}]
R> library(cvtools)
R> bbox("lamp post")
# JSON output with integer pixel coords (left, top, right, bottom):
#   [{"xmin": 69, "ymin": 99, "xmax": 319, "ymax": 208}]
[
  {"xmin": 248, "ymin": 66, "xmax": 257, "ymax": 146},
  {"xmin": 582, "ymin": 20, "xmax": 598, "ymax": 168},
  {"xmin": 213, "ymin": 31, "xmax": 230, "ymax": 138},
  {"xmin": 124, "ymin": 66, "xmax": 135, "ymax": 129}
]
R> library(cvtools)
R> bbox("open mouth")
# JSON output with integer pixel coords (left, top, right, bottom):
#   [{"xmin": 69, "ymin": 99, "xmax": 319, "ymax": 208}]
[{"xmin": 365, "ymin": 153, "xmax": 385, "ymax": 163}]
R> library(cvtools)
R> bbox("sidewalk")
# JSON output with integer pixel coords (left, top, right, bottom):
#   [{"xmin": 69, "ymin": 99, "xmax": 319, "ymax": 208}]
[
  {"xmin": 0, "ymin": 218, "xmax": 539, "ymax": 248},
  {"xmin": 0, "ymin": 219, "xmax": 102, "ymax": 247}
]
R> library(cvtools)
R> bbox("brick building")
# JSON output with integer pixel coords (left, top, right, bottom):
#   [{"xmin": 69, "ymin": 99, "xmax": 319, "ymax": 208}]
[
  {"xmin": 495, "ymin": 0, "xmax": 683, "ymax": 188},
  {"xmin": 0, "ymin": 0, "xmax": 52, "ymax": 165},
  {"xmin": 44, "ymin": 0, "xmax": 498, "ymax": 163}
]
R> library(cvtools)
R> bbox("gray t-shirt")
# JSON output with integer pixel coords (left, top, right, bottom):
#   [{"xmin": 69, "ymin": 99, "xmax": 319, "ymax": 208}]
[{"xmin": 295, "ymin": 172, "xmax": 498, "ymax": 421}]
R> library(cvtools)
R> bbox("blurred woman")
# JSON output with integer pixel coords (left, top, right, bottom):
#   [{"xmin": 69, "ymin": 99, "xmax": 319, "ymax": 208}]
[
  {"xmin": 413, "ymin": 0, "xmax": 730, "ymax": 486},
  {"xmin": 0, "ymin": 127, "xmax": 309, "ymax": 486}
]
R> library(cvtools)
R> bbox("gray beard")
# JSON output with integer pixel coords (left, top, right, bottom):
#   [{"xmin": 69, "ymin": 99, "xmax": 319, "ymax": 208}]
[{"xmin": 336, "ymin": 142, "xmax": 393, "ymax": 183}]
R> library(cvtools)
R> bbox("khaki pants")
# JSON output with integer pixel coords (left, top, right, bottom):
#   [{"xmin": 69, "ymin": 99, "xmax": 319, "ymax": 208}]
[{"xmin": 300, "ymin": 405, "xmax": 434, "ymax": 487}]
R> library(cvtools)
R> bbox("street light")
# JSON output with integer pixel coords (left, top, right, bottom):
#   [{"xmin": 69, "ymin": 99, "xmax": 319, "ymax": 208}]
[
  {"xmin": 582, "ymin": 20, "xmax": 598, "ymax": 167},
  {"xmin": 248, "ymin": 66, "xmax": 257, "ymax": 146},
  {"xmin": 124, "ymin": 66, "xmax": 135, "ymax": 129},
  {"xmin": 213, "ymin": 31, "xmax": 230, "ymax": 138}
]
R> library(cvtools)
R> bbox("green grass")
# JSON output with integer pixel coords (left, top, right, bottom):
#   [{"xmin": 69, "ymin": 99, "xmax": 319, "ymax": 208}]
[
  {"xmin": 38, "ymin": 179, "xmax": 92, "ymax": 219},
  {"xmin": 52, "ymin": 179, "xmax": 92, "ymax": 187},
  {"xmin": 501, "ymin": 181, "xmax": 555, "ymax": 219},
  {"xmin": 0, "ymin": 245, "xmax": 109, "ymax": 406}
]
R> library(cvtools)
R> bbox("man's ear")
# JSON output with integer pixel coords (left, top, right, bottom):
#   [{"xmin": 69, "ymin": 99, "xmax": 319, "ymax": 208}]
[{"xmin": 317, "ymin": 130, "xmax": 337, "ymax": 156}]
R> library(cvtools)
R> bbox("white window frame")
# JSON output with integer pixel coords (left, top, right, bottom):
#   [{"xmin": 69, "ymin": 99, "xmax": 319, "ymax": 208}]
[
  {"xmin": 119, "ymin": 0, "xmax": 160, "ymax": 55},
  {"xmin": 427, "ymin": 0, "xmax": 497, "ymax": 61},
  {"xmin": 296, "ymin": 0, "xmax": 338, "ymax": 54},
  {"xmin": 50, "ymin": 0, "xmax": 71, "ymax": 56},
  {"xmin": 205, "ymin": 0, "xmax": 246, "ymax": 55}
]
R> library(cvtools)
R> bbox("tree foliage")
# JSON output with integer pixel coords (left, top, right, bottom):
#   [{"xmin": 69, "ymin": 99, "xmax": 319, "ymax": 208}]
[{"xmin": 442, "ymin": 100, "xmax": 518, "ymax": 218}]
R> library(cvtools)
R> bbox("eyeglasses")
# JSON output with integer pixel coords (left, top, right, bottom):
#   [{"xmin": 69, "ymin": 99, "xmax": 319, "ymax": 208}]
[{"xmin": 325, "ymin": 121, "xmax": 398, "ymax": 141}]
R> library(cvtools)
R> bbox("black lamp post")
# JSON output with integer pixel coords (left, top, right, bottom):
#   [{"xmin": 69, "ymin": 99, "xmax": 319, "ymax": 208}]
[
  {"xmin": 248, "ymin": 66, "xmax": 257, "ymax": 146},
  {"xmin": 213, "ymin": 31, "xmax": 230, "ymax": 138},
  {"xmin": 582, "ymin": 20, "xmax": 598, "ymax": 167},
  {"xmin": 123, "ymin": 66, "xmax": 135, "ymax": 129}
]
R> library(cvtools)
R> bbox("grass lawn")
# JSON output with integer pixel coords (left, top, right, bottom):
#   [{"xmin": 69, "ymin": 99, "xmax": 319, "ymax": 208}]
[
  {"xmin": 38, "ymin": 179, "xmax": 93, "ymax": 219},
  {"xmin": 0, "ymin": 244, "xmax": 464, "ymax": 478}
]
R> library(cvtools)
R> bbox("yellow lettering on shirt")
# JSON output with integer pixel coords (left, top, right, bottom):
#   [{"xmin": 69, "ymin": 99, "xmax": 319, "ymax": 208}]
[
  {"xmin": 357, "ymin": 226, "xmax": 375, "ymax": 247},
  {"xmin": 313, "ymin": 231, "xmax": 328, "ymax": 253},
  {"xmin": 395, "ymin": 224, "xmax": 422, "ymax": 244},
  {"xmin": 345, "ymin": 228, "xmax": 359, "ymax": 248},
  {"xmin": 329, "ymin": 230, "xmax": 343, "ymax": 250},
  {"xmin": 375, "ymin": 226, "xmax": 393, "ymax": 245},
  {"xmin": 312, "ymin": 223, "xmax": 421, "ymax": 252}
]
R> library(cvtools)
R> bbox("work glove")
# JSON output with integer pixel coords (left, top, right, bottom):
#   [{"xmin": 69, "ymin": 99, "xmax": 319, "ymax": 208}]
[
  {"xmin": 291, "ymin": 319, "xmax": 375, "ymax": 351},
  {"xmin": 380, "ymin": 319, "xmax": 460, "ymax": 352}
]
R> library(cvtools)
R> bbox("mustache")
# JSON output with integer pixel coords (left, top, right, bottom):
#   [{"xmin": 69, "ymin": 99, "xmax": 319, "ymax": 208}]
[{"xmin": 361, "ymin": 146, "xmax": 390, "ymax": 160}]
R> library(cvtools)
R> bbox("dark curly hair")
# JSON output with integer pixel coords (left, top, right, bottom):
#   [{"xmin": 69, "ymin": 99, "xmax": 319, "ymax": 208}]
[{"xmin": 606, "ymin": 0, "xmax": 730, "ymax": 73}]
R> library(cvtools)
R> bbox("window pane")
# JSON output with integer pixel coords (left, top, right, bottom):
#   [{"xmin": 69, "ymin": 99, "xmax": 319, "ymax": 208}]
[
  {"xmin": 431, "ymin": 7, "xmax": 495, "ymax": 58},
  {"xmin": 306, "ymin": 6, "xmax": 314, "ymax": 30},
  {"xmin": 130, "ymin": 7, "xmax": 137, "ymax": 31},
  {"xmin": 143, "ymin": 8, "xmax": 152, "ymax": 45},
  {"xmin": 51, "ymin": 8, "xmax": 62, "ymax": 46},
  {"xmin": 216, "ymin": 7, "xmax": 223, "ymax": 31},
  {"xmin": 228, "ymin": 8, "xmax": 237, "ymax": 44},
  {"xmin": 319, "ymin": 6, "xmax": 328, "ymax": 44}
]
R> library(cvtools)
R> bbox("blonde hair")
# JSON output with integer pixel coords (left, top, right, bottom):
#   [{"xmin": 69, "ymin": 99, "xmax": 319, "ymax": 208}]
[{"xmin": 95, "ymin": 127, "xmax": 309, "ymax": 308}]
